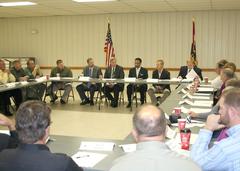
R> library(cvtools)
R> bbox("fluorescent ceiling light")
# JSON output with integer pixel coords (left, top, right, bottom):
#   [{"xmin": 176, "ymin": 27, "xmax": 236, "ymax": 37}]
[
  {"xmin": 0, "ymin": 1, "xmax": 36, "ymax": 7},
  {"xmin": 73, "ymin": 0, "xmax": 117, "ymax": 2}
]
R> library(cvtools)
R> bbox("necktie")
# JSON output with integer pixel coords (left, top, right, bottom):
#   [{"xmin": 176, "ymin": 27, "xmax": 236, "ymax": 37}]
[
  {"xmin": 111, "ymin": 67, "xmax": 115, "ymax": 78},
  {"xmin": 216, "ymin": 128, "xmax": 228, "ymax": 141}
]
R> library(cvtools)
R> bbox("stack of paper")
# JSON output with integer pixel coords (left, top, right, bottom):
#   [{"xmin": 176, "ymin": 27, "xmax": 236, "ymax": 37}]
[
  {"xmin": 49, "ymin": 77, "xmax": 60, "ymax": 81},
  {"xmin": 182, "ymin": 94, "xmax": 210, "ymax": 100},
  {"xmin": 197, "ymin": 87, "xmax": 214, "ymax": 92},
  {"xmin": 79, "ymin": 77, "xmax": 90, "ymax": 82},
  {"xmin": 72, "ymin": 151, "xmax": 107, "ymax": 168},
  {"xmin": 124, "ymin": 77, "xmax": 136, "ymax": 82},
  {"xmin": 186, "ymin": 70, "xmax": 198, "ymax": 80},
  {"xmin": 79, "ymin": 141, "xmax": 115, "ymax": 152}
]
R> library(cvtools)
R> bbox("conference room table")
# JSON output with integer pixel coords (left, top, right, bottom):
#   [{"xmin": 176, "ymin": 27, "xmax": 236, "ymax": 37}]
[{"xmin": 46, "ymin": 83, "xmax": 214, "ymax": 171}]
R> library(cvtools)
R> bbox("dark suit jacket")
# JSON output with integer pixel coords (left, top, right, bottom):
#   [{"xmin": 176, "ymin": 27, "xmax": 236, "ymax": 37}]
[
  {"xmin": 0, "ymin": 144, "xmax": 83, "ymax": 171},
  {"xmin": 128, "ymin": 67, "xmax": 148, "ymax": 89},
  {"xmin": 178, "ymin": 66, "xmax": 203, "ymax": 80},
  {"xmin": 83, "ymin": 66, "xmax": 102, "ymax": 78},
  {"xmin": 104, "ymin": 65, "xmax": 125, "ymax": 89},
  {"xmin": 152, "ymin": 69, "xmax": 171, "ymax": 91},
  {"xmin": 82, "ymin": 66, "xmax": 102, "ymax": 88},
  {"xmin": 0, "ymin": 131, "xmax": 18, "ymax": 152}
]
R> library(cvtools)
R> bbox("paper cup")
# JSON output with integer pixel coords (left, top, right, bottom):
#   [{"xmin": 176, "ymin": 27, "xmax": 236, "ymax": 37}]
[
  {"xmin": 174, "ymin": 107, "xmax": 181, "ymax": 116},
  {"xmin": 204, "ymin": 77, "xmax": 209, "ymax": 84},
  {"xmin": 178, "ymin": 119, "xmax": 186, "ymax": 131}
]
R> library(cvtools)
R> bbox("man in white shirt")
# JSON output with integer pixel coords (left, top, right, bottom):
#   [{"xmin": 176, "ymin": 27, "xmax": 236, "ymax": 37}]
[
  {"xmin": 110, "ymin": 105, "xmax": 201, "ymax": 171},
  {"xmin": 211, "ymin": 59, "xmax": 228, "ymax": 89}
]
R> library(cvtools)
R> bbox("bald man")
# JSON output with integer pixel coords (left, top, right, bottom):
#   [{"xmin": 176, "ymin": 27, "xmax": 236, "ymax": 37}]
[{"xmin": 110, "ymin": 105, "xmax": 201, "ymax": 171}]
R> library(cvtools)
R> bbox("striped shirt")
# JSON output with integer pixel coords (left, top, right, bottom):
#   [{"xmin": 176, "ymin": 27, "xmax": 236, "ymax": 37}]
[{"xmin": 190, "ymin": 124, "xmax": 240, "ymax": 171}]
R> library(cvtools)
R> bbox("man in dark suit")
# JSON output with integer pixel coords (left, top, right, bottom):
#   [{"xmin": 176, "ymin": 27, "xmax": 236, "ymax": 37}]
[
  {"xmin": 0, "ymin": 101, "xmax": 83, "ymax": 171},
  {"xmin": 178, "ymin": 59, "xmax": 203, "ymax": 80},
  {"xmin": 76, "ymin": 58, "xmax": 102, "ymax": 106},
  {"xmin": 0, "ymin": 114, "xmax": 18, "ymax": 152},
  {"xmin": 148, "ymin": 60, "xmax": 171, "ymax": 106},
  {"xmin": 126, "ymin": 58, "xmax": 148, "ymax": 108},
  {"xmin": 103, "ymin": 57, "xmax": 124, "ymax": 108}
]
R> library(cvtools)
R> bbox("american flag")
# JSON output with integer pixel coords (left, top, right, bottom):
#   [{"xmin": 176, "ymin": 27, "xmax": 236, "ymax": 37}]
[{"xmin": 104, "ymin": 22, "xmax": 115, "ymax": 66}]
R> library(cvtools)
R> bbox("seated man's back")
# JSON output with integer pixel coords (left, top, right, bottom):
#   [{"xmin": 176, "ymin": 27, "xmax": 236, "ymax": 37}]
[
  {"xmin": 111, "ymin": 141, "xmax": 200, "ymax": 171},
  {"xmin": 0, "ymin": 144, "xmax": 81, "ymax": 171}
]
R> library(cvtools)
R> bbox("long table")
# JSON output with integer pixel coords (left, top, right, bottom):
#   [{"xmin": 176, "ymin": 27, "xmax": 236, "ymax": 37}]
[{"xmin": 46, "ymin": 83, "xmax": 214, "ymax": 171}]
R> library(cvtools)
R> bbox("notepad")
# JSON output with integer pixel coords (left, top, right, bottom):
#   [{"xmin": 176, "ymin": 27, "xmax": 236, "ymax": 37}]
[
  {"xmin": 189, "ymin": 108, "xmax": 212, "ymax": 113},
  {"xmin": 72, "ymin": 151, "xmax": 107, "ymax": 168},
  {"xmin": 79, "ymin": 141, "xmax": 115, "ymax": 151}
]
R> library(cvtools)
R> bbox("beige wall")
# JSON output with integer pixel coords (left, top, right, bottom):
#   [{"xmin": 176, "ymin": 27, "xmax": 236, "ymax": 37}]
[{"xmin": 0, "ymin": 10, "xmax": 240, "ymax": 70}]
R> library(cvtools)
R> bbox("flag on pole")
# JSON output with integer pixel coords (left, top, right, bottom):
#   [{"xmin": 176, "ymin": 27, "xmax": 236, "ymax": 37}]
[
  {"xmin": 190, "ymin": 18, "xmax": 197, "ymax": 63},
  {"xmin": 104, "ymin": 22, "xmax": 115, "ymax": 66}
]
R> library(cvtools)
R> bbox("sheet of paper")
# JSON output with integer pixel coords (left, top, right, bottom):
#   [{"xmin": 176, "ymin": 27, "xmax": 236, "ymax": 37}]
[
  {"xmin": 146, "ymin": 78, "xmax": 158, "ymax": 83},
  {"xmin": 189, "ymin": 108, "xmax": 212, "ymax": 113},
  {"xmin": 0, "ymin": 130, "xmax": 10, "ymax": 135},
  {"xmin": 35, "ymin": 77, "xmax": 47, "ymax": 82},
  {"xmin": 79, "ymin": 77, "xmax": 90, "ymax": 81},
  {"xmin": 20, "ymin": 81, "xmax": 29, "ymax": 85},
  {"xmin": 6, "ymin": 82, "xmax": 16, "ymax": 87},
  {"xmin": 197, "ymin": 87, "xmax": 214, "ymax": 92},
  {"xmin": 186, "ymin": 69, "xmax": 198, "ymax": 80},
  {"xmin": 199, "ymin": 84, "xmax": 213, "ymax": 87},
  {"xmin": 188, "ymin": 94, "xmax": 210, "ymax": 100},
  {"xmin": 193, "ymin": 93, "xmax": 211, "ymax": 96},
  {"xmin": 165, "ymin": 139, "xmax": 190, "ymax": 157},
  {"xmin": 72, "ymin": 151, "xmax": 107, "ymax": 168},
  {"xmin": 166, "ymin": 125, "xmax": 177, "ymax": 139},
  {"xmin": 124, "ymin": 77, "xmax": 136, "ymax": 82},
  {"xmin": 119, "ymin": 144, "xmax": 137, "ymax": 153},
  {"xmin": 79, "ymin": 141, "xmax": 115, "ymax": 151},
  {"xmin": 49, "ymin": 77, "xmax": 60, "ymax": 80}
]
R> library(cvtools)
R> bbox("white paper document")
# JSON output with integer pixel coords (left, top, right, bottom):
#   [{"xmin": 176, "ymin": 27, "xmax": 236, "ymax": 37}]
[
  {"xmin": 0, "ymin": 130, "xmax": 10, "ymax": 135},
  {"xmin": 35, "ymin": 77, "xmax": 47, "ymax": 82},
  {"xmin": 186, "ymin": 69, "xmax": 198, "ymax": 80},
  {"xmin": 193, "ymin": 93, "xmax": 211, "ymax": 96},
  {"xmin": 183, "ymin": 94, "xmax": 210, "ymax": 100},
  {"xmin": 179, "ymin": 100, "xmax": 213, "ymax": 107},
  {"xmin": 6, "ymin": 82, "xmax": 16, "ymax": 87},
  {"xmin": 79, "ymin": 141, "xmax": 115, "ymax": 151},
  {"xmin": 197, "ymin": 87, "xmax": 214, "ymax": 92},
  {"xmin": 49, "ymin": 77, "xmax": 60, "ymax": 80},
  {"xmin": 119, "ymin": 144, "xmax": 137, "ymax": 153},
  {"xmin": 79, "ymin": 77, "xmax": 90, "ymax": 82},
  {"xmin": 165, "ymin": 139, "xmax": 190, "ymax": 157},
  {"xmin": 166, "ymin": 125, "xmax": 177, "ymax": 139},
  {"xmin": 146, "ymin": 78, "xmax": 158, "ymax": 83},
  {"xmin": 124, "ymin": 77, "xmax": 136, "ymax": 82},
  {"xmin": 72, "ymin": 151, "xmax": 107, "ymax": 168},
  {"xmin": 20, "ymin": 81, "xmax": 29, "ymax": 85}
]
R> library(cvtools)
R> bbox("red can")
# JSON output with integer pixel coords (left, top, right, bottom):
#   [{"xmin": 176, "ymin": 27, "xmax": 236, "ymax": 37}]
[{"xmin": 180, "ymin": 128, "xmax": 191, "ymax": 150}]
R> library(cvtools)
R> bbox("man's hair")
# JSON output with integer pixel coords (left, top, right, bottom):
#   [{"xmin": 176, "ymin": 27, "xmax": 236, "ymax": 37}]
[
  {"xmin": 222, "ymin": 69, "xmax": 235, "ymax": 79},
  {"xmin": 56, "ymin": 59, "xmax": 63, "ymax": 65},
  {"xmin": 157, "ymin": 59, "xmax": 164, "ymax": 65},
  {"xmin": 133, "ymin": 105, "xmax": 166, "ymax": 137},
  {"xmin": 87, "ymin": 58, "xmax": 93, "ymax": 63},
  {"xmin": 16, "ymin": 100, "xmax": 51, "ymax": 144},
  {"xmin": 217, "ymin": 59, "xmax": 228, "ymax": 69},
  {"xmin": 222, "ymin": 88, "xmax": 240, "ymax": 111},
  {"xmin": 135, "ymin": 58, "xmax": 142, "ymax": 63},
  {"xmin": 226, "ymin": 79, "xmax": 240, "ymax": 88},
  {"xmin": 13, "ymin": 60, "xmax": 20, "ymax": 65},
  {"xmin": 224, "ymin": 62, "xmax": 237, "ymax": 72},
  {"xmin": 27, "ymin": 58, "xmax": 35, "ymax": 66}
]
